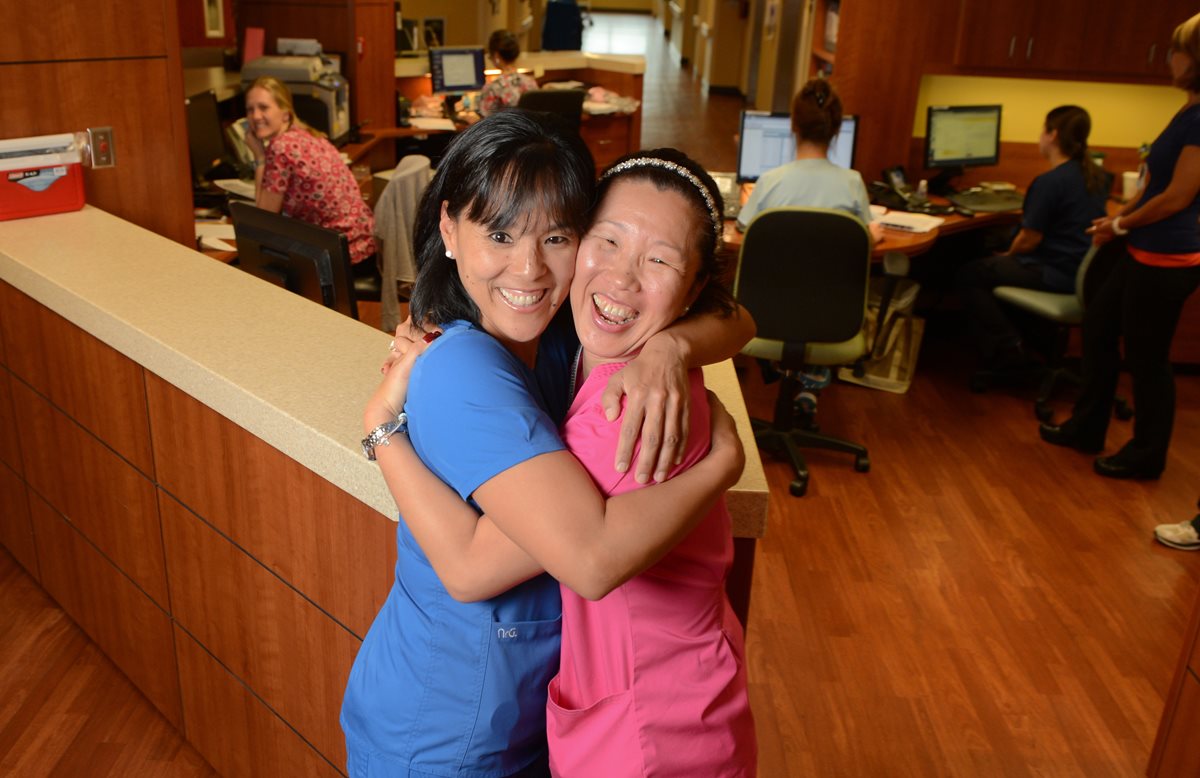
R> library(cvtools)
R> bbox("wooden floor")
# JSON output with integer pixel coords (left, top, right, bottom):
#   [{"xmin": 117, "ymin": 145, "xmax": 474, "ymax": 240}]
[{"xmin": 2, "ymin": 13, "xmax": 1199, "ymax": 777}]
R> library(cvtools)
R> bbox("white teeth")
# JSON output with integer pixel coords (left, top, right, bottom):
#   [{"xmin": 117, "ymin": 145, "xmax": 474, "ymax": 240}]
[
  {"xmin": 593, "ymin": 294, "xmax": 637, "ymax": 324},
  {"xmin": 499, "ymin": 288, "xmax": 545, "ymax": 307}
]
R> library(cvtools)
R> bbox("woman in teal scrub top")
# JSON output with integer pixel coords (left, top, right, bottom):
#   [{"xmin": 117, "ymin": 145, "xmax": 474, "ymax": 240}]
[{"xmin": 340, "ymin": 110, "xmax": 752, "ymax": 777}]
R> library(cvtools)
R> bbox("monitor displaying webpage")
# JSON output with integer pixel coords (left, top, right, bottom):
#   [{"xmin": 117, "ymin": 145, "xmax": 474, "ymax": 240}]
[
  {"xmin": 737, "ymin": 111, "xmax": 857, "ymax": 182},
  {"xmin": 926, "ymin": 105, "xmax": 1001, "ymax": 167}
]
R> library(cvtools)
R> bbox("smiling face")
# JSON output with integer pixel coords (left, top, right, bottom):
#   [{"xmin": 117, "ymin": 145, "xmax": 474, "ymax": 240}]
[
  {"xmin": 245, "ymin": 86, "xmax": 290, "ymax": 141},
  {"xmin": 570, "ymin": 179, "xmax": 704, "ymax": 369},
  {"xmin": 440, "ymin": 203, "xmax": 576, "ymax": 366}
]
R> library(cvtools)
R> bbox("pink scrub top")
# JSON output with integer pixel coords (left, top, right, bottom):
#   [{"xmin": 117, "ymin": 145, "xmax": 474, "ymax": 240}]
[{"xmin": 546, "ymin": 361, "xmax": 757, "ymax": 777}]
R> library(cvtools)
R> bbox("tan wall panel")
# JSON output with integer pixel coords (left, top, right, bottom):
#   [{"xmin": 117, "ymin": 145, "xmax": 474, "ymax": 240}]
[
  {"xmin": 174, "ymin": 627, "xmax": 343, "ymax": 778},
  {"xmin": 11, "ymin": 381, "xmax": 167, "ymax": 607},
  {"xmin": 0, "ymin": 367, "xmax": 21, "ymax": 475},
  {"xmin": 0, "ymin": 58, "xmax": 193, "ymax": 246},
  {"xmin": 0, "ymin": 285, "xmax": 154, "ymax": 475},
  {"xmin": 0, "ymin": 0, "xmax": 168, "ymax": 61},
  {"xmin": 163, "ymin": 493, "xmax": 357, "ymax": 769},
  {"xmin": 146, "ymin": 373, "xmax": 396, "ymax": 637},
  {"xmin": 0, "ymin": 463, "xmax": 38, "ymax": 578},
  {"xmin": 29, "ymin": 492, "xmax": 182, "ymax": 728}
]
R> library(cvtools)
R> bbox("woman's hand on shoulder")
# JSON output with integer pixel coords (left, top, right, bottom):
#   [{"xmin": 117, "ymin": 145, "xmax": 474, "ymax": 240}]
[
  {"xmin": 601, "ymin": 333, "xmax": 690, "ymax": 485},
  {"xmin": 364, "ymin": 319, "xmax": 442, "ymax": 433}
]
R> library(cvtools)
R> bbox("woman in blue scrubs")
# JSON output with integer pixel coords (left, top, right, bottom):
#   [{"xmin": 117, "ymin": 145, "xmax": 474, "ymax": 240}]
[{"xmin": 340, "ymin": 111, "xmax": 753, "ymax": 777}]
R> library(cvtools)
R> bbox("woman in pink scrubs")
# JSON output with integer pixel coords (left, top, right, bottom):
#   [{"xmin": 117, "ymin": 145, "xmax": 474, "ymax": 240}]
[{"xmin": 377, "ymin": 148, "xmax": 757, "ymax": 776}]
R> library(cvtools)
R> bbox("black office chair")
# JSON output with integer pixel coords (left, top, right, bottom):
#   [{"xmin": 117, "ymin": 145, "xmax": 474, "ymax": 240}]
[
  {"xmin": 735, "ymin": 208, "xmax": 873, "ymax": 497},
  {"xmin": 989, "ymin": 237, "xmax": 1133, "ymax": 422},
  {"xmin": 517, "ymin": 89, "xmax": 586, "ymax": 134}
]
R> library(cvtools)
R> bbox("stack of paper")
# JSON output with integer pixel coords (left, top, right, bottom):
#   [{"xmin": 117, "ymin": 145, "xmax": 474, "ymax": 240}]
[{"xmin": 877, "ymin": 211, "xmax": 944, "ymax": 233}]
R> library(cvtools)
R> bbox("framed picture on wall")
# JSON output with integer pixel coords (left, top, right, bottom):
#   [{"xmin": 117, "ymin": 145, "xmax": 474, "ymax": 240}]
[{"xmin": 204, "ymin": 0, "xmax": 226, "ymax": 39}]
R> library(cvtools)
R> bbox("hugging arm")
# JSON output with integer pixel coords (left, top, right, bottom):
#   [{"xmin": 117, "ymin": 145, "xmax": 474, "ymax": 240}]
[
  {"xmin": 366, "ymin": 346, "xmax": 744, "ymax": 602},
  {"xmin": 371, "ymin": 396, "xmax": 743, "ymax": 602},
  {"xmin": 601, "ymin": 303, "xmax": 755, "ymax": 483}
]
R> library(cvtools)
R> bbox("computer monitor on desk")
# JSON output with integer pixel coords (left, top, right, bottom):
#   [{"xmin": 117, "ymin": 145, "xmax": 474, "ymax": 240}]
[
  {"xmin": 186, "ymin": 90, "xmax": 239, "ymax": 188},
  {"xmin": 925, "ymin": 104, "xmax": 1002, "ymax": 193},
  {"xmin": 229, "ymin": 201, "xmax": 359, "ymax": 320},
  {"xmin": 736, "ymin": 111, "xmax": 858, "ymax": 182},
  {"xmin": 429, "ymin": 47, "xmax": 486, "ymax": 95}
]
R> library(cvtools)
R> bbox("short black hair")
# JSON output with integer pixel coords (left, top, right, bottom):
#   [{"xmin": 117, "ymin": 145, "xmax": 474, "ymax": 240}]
[
  {"xmin": 410, "ymin": 110, "xmax": 596, "ymax": 327},
  {"xmin": 595, "ymin": 148, "xmax": 736, "ymax": 318}
]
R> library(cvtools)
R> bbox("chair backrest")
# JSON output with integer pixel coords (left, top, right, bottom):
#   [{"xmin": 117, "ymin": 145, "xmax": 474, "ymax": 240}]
[
  {"xmin": 1072, "ymin": 243, "xmax": 1099, "ymax": 308},
  {"xmin": 373, "ymin": 154, "xmax": 432, "ymax": 331},
  {"xmin": 733, "ymin": 207, "xmax": 871, "ymax": 345},
  {"xmin": 517, "ymin": 89, "xmax": 586, "ymax": 133},
  {"xmin": 1079, "ymin": 238, "xmax": 1125, "ymax": 309}
]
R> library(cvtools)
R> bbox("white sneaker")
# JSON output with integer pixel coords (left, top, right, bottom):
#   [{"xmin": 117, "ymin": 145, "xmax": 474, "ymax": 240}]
[{"xmin": 1154, "ymin": 518, "xmax": 1200, "ymax": 551}]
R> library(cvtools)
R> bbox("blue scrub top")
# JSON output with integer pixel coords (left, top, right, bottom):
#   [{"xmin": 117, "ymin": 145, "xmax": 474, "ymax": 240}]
[
  {"xmin": 1131, "ymin": 103, "xmax": 1200, "ymax": 255},
  {"xmin": 342, "ymin": 320, "xmax": 573, "ymax": 777}
]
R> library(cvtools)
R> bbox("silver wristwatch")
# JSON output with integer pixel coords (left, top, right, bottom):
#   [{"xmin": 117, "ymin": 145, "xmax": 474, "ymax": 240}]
[{"xmin": 361, "ymin": 413, "xmax": 408, "ymax": 461}]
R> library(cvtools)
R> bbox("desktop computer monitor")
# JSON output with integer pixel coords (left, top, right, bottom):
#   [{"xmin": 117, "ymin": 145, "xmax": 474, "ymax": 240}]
[
  {"xmin": 736, "ymin": 111, "xmax": 859, "ymax": 182},
  {"xmin": 924, "ymin": 104, "xmax": 1002, "ymax": 169},
  {"xmin": 186, "ymin": 90, "xmax": 236, "ymax": 187},
  {"xmin": 429, "ymin": 47, "xmax": 486, "ymax": 95},
  {"xmin": 229, "ymin": 201, "xmax": 359, "ymax": 320}
]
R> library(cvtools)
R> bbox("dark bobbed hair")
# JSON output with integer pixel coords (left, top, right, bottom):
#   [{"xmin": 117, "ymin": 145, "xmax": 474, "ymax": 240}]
[
  {"xmin": 487, "ymin": 29, "xmax": 521, "ymax": 65},
  {"xmin": 595, "ymin": 148, "xmax": 736, "ymax": 318},
  {"xmin": 791, "ymin": 78, "xmax": 843, "ymax": 147},
  {"xmin": 1045, "ymin": 105, "xmax": 1107, "ymax": 195},
  {"xmin": 1171, "ymin": 13, "xmax": 1200, "ymax": 92},
  {"xmin": 410, "ymin": 110, "xmax": 596, "ymax": 327}
]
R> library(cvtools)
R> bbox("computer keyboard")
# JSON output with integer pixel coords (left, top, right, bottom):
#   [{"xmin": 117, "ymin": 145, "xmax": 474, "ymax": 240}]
[{"xmin": 948, "ymin": 189, "xmax": 1025, "ymax": 213}]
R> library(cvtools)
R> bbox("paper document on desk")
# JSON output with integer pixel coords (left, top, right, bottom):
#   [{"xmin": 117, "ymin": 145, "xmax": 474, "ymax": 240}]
[
  {"xmin": 878, "ymin": 211, "xmax": 944, "ymax": 233},
  {"xmin": 213, "ymin": 178, "xmax": 256, "ymax": 200},
  {"xmin": 409, "ymin": 117, "xmax": 456, "ymax": 131},
  {"xmin": 195, "ymin": 221, "xmax": 236, "ymax": 252}
]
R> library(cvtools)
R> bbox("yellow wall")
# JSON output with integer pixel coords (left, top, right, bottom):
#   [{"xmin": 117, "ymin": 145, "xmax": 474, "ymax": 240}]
[{"xmin": 913, "ymin": 75, "xmax": 1181, "ymax": 148}]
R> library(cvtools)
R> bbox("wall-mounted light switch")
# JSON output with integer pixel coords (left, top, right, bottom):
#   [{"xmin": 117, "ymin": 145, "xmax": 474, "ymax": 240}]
[{"xmin": 87, "ymin": 127, "xmax": 116, "ymax": 168}]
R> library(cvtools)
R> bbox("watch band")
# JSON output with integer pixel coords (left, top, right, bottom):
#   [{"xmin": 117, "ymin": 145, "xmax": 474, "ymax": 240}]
[
  {"xmin": 1111, "ymin": 216, "xmax": 1129, "ymax": 236},
  {"xmin": 361, "ymin": 412, "xmax": 409, "ymax": 461}
]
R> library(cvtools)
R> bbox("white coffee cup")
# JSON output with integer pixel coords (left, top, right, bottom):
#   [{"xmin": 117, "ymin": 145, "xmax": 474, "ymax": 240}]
[{"xmin": 1122, "ymin": 171, "xmax": 1140, "ymax": 202}]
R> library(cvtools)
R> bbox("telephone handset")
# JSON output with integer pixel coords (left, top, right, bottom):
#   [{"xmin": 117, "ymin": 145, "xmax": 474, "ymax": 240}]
[{"xmin": 872, "ymin": 165, "xmax": 951, "ymax": 214}]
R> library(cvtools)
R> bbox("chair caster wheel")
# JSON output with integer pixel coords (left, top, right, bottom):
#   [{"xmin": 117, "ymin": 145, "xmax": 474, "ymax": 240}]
[
  {"xmin": 1035, "ymin": 403, "xmax": 1053, "ymax": 423},
  {"xmin": 1114, "ymin": 400, "xmax": 1134, "ymax": 421},
  {"xmin": 789, "ymin": 478, "xmax": 808, "ymax": 497},
  {"xmin": 854, "ymin": 456, "xmax": 870, "ymax": 473},
  {"xmin": 969, "ymin": 374, "xmax": 989, "ymax": 393}
]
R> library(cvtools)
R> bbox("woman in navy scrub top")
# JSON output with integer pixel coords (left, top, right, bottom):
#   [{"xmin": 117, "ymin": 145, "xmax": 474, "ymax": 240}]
[
  {"xmin": 340, "ymin": 111, "xmax": 753, "ymax": 777},
  {"xmin": 1040, "ymin": 13, "xmax": 1200, "ymax": 481}
]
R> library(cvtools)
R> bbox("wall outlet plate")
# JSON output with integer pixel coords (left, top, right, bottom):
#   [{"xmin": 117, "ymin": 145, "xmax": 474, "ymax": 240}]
[{"xmin": 87, "ymin": 127, "xmax": 116, "ymax": 168}]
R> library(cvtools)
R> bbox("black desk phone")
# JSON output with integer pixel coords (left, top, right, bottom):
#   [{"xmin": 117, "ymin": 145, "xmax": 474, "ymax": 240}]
[{"xmin": 871, "ymin": 165, "xmax": 956, "ymax": 215}]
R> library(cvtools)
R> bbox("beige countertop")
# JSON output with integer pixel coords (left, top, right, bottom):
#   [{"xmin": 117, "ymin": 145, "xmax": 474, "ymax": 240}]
[{"xmin": 0, "ymin": 206, "xmax": 765, "ymax": 537}]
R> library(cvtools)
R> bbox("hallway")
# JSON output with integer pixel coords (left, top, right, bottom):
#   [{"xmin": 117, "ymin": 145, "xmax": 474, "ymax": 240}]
[{"xmin": 583, "ymin": 11, "xmax": 744, "ymax": 172}]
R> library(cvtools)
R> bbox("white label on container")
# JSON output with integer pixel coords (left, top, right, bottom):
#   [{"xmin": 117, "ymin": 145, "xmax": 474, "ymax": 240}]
[{"xmin": 8, "ymin": 167, "xmax": 66, "ymax": 193}]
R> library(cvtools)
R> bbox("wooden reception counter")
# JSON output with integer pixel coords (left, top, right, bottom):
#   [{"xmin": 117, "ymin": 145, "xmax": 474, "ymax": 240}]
[{"xmin": 0, "ymin": 206, "xmax": 766, "ymax": 775}]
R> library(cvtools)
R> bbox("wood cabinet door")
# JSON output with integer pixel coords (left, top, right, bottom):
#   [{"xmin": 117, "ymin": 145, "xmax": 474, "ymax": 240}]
[
  {"xmin": 1079, "ymin": 2, "xmax": 1179, "ymax": 78},
  {"xmin": 1024, "ymin": 0, "xmax": 1089, "ymax": 72},
  {"xmin": 955, "ymin": 0, "xmax": 1032, "ymax": 70}
]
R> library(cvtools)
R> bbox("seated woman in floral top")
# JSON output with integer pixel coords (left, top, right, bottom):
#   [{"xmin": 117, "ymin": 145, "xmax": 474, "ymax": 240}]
[{"xmin": 480, "ymin": 29, "xmax": 539, "ymax": 117}]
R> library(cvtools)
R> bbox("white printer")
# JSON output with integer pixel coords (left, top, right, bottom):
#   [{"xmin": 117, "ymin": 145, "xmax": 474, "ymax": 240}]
[{"xmin": 241, "ymin": 56, "xmax": 350, "ymax": 146}]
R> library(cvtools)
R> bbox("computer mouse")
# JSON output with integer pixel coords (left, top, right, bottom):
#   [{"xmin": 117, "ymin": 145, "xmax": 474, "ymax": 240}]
[{"xmin": 954, "ymin": 205, "xmax": 976, "ymax": 218}]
